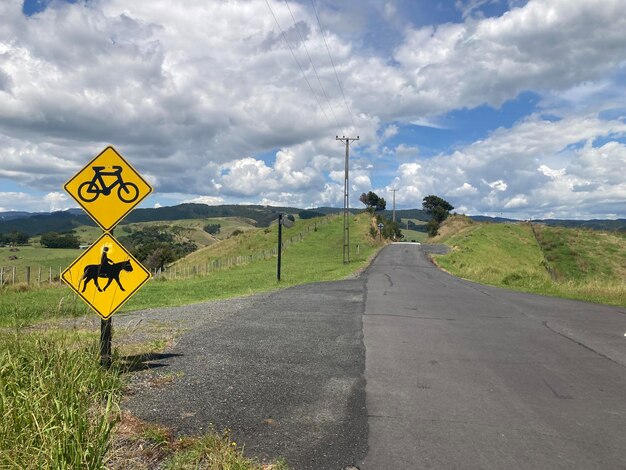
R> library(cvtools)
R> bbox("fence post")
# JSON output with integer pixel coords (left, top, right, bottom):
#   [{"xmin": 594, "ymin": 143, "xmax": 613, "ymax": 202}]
[
  {"xmin": 12, "ymin": 266, "xmax": 16, "ymax": 284},
  {"xmin": 26, "ymin": 266, "xmax": 31, "ymax": 285},
  {"xmin": 0, "ymin": 267, "xmax": 3, "ymax": 286},
  {"xmin": 49, "ymin": 266, "xmax": 52, "ymax": 283},
  {"xmin": 38, "ymin": 267, "xmax": 41, "ymax": 286}
]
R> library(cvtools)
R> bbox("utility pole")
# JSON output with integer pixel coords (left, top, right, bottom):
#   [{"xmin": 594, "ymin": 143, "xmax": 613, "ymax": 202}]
[
  {"xmin": 390, "ymin": 188, "xmax": 397, "ymax": 223},
  {"xmin": 336, "ymin": 135, "xmax": 359, "ymax": 264}
]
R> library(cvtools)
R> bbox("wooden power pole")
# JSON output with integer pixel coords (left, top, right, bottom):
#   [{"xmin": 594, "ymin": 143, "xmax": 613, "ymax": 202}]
[
  {"xmin": 336, "ymin": 135, "xmax": 359, "ymax": 264},
  {"xmin": 390, "ymin": 188, "xmax": 397, "ymax": 223}
]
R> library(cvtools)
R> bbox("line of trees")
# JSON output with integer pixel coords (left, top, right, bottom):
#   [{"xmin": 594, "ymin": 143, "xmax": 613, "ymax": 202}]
[
  {"xmin": 0, "ymin": 231, "xmax": 30, "ymax": 245},
  {"xmin": 40, "ymin": 232, "xmax": 80, "ymax": 248}
]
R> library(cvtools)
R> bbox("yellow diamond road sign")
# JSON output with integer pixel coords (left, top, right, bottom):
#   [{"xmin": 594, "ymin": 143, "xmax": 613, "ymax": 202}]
[
  {"xmin": 64, "ymin": 146, "xmax": 152, "ymax": 231},
  {"xmin": 62, "ymin": 233, "xmax": 151, "ymax": 320}
]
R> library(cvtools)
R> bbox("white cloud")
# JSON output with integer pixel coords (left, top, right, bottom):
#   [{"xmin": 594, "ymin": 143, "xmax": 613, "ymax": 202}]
[
  {"xmin": 451, "ymin": 182, "xmax": 479, "ymax": 196},
  {"xmin": 392, "ymin": 114, "xmax": 626, "ymax": 218},
  {"xmin": 486, "ymin": 180, "xmax": 508, "ymax": 192},
  {"xmin": 184, "ymin": 196, "xmax": 225, "ymax": 206},
  {"xmin": 503, "ymin": 194, "xmax": 528, "ymax": 209},
  {"xmin": 390, "ymin": 0, "xmax": 626, "ymax": 116},
  {"xmin": 382, "ymin": 124, "xmax": 399, "ymax": 140},
  {"xmin": 394, "ymin": 144, "xmax": 419, "ymax": 158},
  {"xmin": 0, "ymin": 0, "xmax": 624, "ymax": 216},
  {"xmin": 0, "ymin": 191, "xmax": 63, "ymax": 213},
  {"xmin": 537, "ymin": 165, "xmax": 565, "ymax": 179},
  {"xmin": 43, "ymin": 191, "xmax": 68, "ymax": 211}
]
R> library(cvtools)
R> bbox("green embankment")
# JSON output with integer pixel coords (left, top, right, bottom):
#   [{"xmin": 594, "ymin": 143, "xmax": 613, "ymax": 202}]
[{"xmin": 433, "ymin": 216, "xmax": 626, "ymax": 307}]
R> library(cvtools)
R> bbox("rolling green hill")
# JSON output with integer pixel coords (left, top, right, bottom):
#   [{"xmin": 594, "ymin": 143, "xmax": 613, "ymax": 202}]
[
  {"xmin": 0, "ymin": 212, "xmax": 383, "ymax": 326},
  {"xmin": 0, "ymin": 203, "xmax": 303, "ymax": 236},
  {"xmin": 432, "ymin": 216, "xmax": 626, "ymax": 307}
]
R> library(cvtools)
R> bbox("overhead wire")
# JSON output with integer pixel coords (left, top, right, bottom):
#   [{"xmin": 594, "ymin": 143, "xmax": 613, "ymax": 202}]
[
  {"xmin": 309, "ymin": 0, "xmax": 356, "ymax": 128},
  {"xmin": 264, "ymin": 0, "xmax": 333, "ymax": 127},
  {"xmin": 283, "ymin": 0, "xmax": 340, "ymax": 128}
]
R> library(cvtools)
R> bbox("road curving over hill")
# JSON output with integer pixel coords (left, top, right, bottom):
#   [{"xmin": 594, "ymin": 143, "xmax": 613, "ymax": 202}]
[{"xmin": 123, "ymin": 243, "xmax": 626, "ymax": 469}]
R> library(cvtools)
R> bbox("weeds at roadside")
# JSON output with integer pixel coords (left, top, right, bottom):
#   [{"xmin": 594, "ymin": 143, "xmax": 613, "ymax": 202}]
[
  {"xmin": 107, "ymin": 412, "xmax": 290, "ymax": 470},
  {"xmin": 0, "ymin": 330, "xmax": 121, "ymax": 469}
]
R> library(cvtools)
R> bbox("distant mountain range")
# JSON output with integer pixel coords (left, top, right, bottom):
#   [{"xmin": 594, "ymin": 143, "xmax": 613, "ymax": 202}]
[
  {"xmin": 0, "ymin": 203, "xmax": 624, "ymax": 235},
  {"xmin": 0, "ymin": 203, "xmax": 343, "ymax": 235}
]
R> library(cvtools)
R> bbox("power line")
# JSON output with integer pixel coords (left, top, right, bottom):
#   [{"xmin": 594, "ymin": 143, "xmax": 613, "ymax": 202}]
[
  {"xmin": 283, "ymin": 0, "xmax": 339, "ymax": 127},
  {"xmin": 265, "ymin": 0, "xmax": 333, "ymax": 127},
  {"xmin": 310, "ymin": 0, "xmax": 356, "ymax": 128}
]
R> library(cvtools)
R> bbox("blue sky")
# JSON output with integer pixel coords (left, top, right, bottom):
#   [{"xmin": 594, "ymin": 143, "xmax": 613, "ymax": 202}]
[{"xmin": 1, "ymin": 0, "xmax": 626, "ymax": 219}]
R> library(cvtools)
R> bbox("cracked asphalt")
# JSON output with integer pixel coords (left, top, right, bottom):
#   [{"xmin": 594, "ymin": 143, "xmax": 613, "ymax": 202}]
[{"xmin": 122, "ymin": 243, "xmax": 626, "ymax": 469}]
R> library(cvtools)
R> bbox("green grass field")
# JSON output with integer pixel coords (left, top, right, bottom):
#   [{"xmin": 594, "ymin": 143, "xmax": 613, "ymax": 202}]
[
  {"xmin": 433, "ymin": 216, "xmax": 626, "ymax": 307},
  {"xmin": 0, "ymin": 245, "xmax": 83, "ymax": 284},
  {"xmin": 397, "ymin": 219, "xmax": 428, "ymax": 243}
]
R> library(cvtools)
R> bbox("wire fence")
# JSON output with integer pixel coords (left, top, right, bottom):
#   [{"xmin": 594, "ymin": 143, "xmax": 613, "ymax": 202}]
[
  {"xmin": 0, "ymin": 216, "xmax": 338, "ymax": 287},
  {"xmin": 156, "ymin": 216, "xmax": 335, "ymax": 280},
  {"xmin": 0, "ymin": 265, "xmax": 64, "ymax": 287}
]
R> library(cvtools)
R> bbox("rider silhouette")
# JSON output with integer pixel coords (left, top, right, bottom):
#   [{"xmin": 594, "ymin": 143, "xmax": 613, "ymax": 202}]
[{"xmin": 99, "ymin": 246, "xmax": 114, "ymax": 275}]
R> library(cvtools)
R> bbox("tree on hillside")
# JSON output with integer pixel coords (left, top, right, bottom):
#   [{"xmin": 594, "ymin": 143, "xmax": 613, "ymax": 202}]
[
  {"xmin": 360, "ymin": 191, "xmax": 387, "ymax": 212},
  {"xmin": 422, "ymin": 195, "xmax": 454, "ymax": 237},
  {"xmin": 119, "ymin": 226, "xmax": 197, "ymax": 270},
  {"xmin": 299, "ymin": 209, "xmax": 324, "ymax": 220},
  {"xmin": 203, "ymin": 223, "xmax": 221, "ymax": 235},
  {"xmin": 40, "ymin": 232, "xmax": 79, "ymax": 248}
]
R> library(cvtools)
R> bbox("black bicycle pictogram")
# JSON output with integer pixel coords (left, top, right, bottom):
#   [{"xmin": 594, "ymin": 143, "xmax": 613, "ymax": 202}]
[{"xmin": 77, "ymin": 166, "xmax": 140, "ymax": 203}]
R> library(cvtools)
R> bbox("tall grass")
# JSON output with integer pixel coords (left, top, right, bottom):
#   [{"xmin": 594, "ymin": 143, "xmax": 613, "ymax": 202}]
[{"xmin": 0, "ymin": 331, "xmax": 121, "ymax": 469}]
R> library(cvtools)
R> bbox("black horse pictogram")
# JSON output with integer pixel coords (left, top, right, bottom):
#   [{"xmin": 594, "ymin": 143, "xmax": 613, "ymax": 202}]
[{"xmin": 81, "ymin": 260, "xmax": 133, "ymax": 292}]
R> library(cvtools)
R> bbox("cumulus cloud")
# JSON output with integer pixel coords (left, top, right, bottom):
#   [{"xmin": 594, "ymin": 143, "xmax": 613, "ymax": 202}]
[
  {"xmin": 0, "ymin": 0, "xmax": 625, "ymax": 217},
  {"xmin": 0, "ymin": 191, "xmax": 64, "ymax": 213},
  {"xmin": 43, "ymin": 191, "xmax": 68, "ymax": 211},
  {"xmin": 184, "ymin": 196, "xmax": 225, "ymax": 206},
  {"xmin": 392, "ymin": 115, "xmax": 626, "ymax": 218},
  {"xmin": 387, "ymin": 0, "xmax": 626, "ymax": 116}
]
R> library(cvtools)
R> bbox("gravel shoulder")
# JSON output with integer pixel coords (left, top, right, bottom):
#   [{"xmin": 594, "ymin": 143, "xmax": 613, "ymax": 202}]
[{"xmin": 120, "ymin": 280, "xmax": 368, "ymax": 470}]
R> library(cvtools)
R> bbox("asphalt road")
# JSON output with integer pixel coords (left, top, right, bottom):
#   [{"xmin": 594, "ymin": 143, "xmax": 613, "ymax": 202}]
[
  {"xmin": 124, "ymin": 243, "xmax": 626, "ymax": 469},
  {"xmin": 363, "ymin": 243, "xmax": 626, "ymax": 469}
]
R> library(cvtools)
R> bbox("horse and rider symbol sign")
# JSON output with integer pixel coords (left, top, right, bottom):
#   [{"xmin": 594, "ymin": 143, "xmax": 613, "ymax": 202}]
[
  {"xmin": 62, "ymin": 233, "xmax": 151, "ymax": 320},
  {"xmin": 64, "ymin": 146, "xmax": 152, "ymax": 231},
  {"xmin": 62, "ymin": 146, "xmax": 153, "ymax": 320}
]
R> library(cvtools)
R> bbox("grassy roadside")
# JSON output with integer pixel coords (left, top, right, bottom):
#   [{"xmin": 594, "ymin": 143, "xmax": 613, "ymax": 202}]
[
  {"xmin": 0, "ymin": 331, "xmax": 120, "ymax": 469},
  {"xmin": 0, "ymin": 214, "xmax": 380, "ymax": 327},
  {"xmin": 0, "ymin": 213, "xmax": 382, "ymax": 468},
  {"xmin": 432, "ymin": 216, "xmax": 626, "ymax": 308}
]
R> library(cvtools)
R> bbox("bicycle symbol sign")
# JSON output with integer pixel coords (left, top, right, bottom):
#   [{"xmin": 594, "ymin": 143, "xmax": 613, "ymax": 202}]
[
  {"xmin": 65, "ymin": 146, "xmax": 152, "ymax": 231},
  {"xmin": 78, "ymin": 166, "xmax": 140, "ymax": 204}
]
